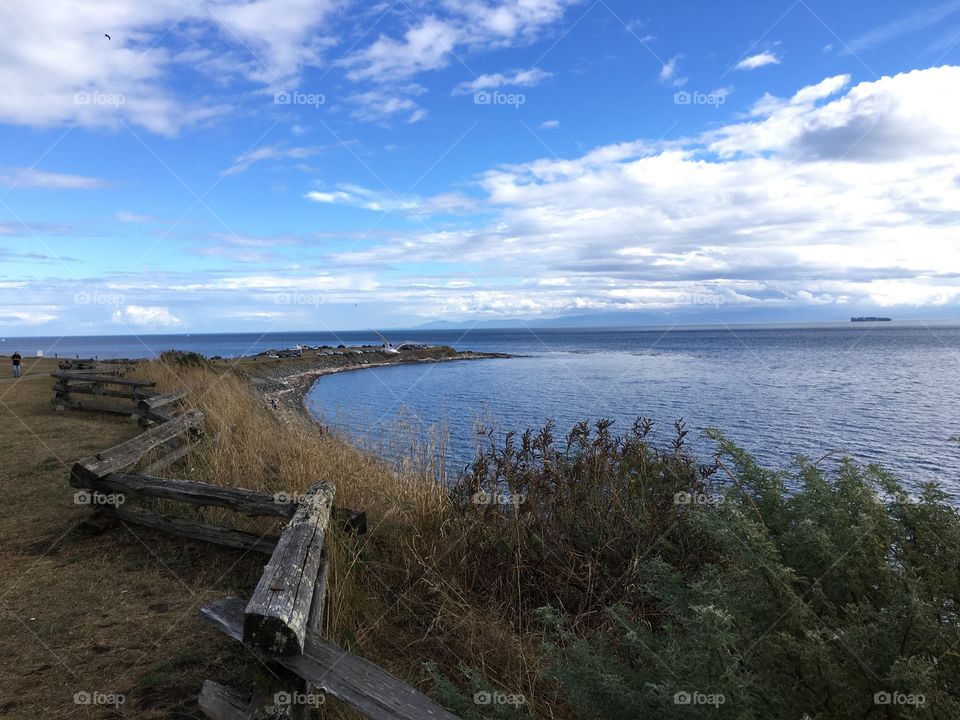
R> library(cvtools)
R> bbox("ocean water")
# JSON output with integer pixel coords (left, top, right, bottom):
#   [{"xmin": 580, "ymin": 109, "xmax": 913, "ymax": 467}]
[
  {"xmin": 8, "ymin": 322, "xmax": 959, "ymax": 496},
  {"xmin": 300, "ymin": 323, "xmax": 960, "ymax": 497}
]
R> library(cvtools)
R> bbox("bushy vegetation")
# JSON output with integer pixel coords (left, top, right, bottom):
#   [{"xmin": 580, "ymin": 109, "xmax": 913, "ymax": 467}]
[
  {"xmin": 437, "ymin": 423, "xmax": 960, "ymax": 719},
  {"xmin": 158, "ymin": 349, "xmax": 209, "ymax": 367},
  {"xmin": 129, "ymin": 359, "xmax": 960, "ymax": 719}
]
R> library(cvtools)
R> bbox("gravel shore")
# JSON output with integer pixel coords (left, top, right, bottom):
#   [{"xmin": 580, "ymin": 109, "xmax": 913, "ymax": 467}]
[{"xmin": 236, "ymin": 346, "xmax": 509, "ymax": 429}]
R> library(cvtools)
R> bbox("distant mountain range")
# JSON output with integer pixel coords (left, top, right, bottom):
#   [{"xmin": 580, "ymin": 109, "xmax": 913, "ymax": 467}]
[{"xmin": 413, "ymin": 307, "xmax": 926, "ymax": 330}]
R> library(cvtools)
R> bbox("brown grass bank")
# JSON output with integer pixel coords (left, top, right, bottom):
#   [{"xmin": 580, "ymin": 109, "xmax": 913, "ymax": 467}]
[{"xmin": 0, "ymin": 351, "xmax": 548, "ymax": 719}]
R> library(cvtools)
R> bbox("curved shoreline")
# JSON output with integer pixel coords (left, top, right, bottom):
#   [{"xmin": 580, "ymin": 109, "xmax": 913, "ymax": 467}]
[{"xmin": 242, "ymin": 347, "xmax": 509, "ymax": 428}]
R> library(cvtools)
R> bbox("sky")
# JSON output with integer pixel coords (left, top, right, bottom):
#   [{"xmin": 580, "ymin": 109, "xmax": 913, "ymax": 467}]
[{"xmin": 1, "ymin": 0, "xmax": 960, "ymax": 335}]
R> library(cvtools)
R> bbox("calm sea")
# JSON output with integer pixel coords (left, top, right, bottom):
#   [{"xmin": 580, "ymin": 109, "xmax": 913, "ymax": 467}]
[
  {"xmin": 7, "ymin": 323, "xmax": 959, "ymax": 496},
  {"xmin": 303, "ymin": 323, "xmax": 960, "ymax": 497}
]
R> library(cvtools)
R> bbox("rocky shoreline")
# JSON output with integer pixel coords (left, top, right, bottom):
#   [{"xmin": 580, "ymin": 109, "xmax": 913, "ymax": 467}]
[{"xmin": 235, "ymin": 346, "xmax": 509, "ymax": 429}]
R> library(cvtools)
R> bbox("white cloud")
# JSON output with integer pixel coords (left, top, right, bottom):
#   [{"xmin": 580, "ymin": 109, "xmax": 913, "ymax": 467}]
[
  {"xmin": 1, "ymin": 309, "xmax": 57, "ymax": 325},
  {"xmin": 734, "ymin": 51, "xmax": 781, "ymax": 71},
  {"xmin": 306, "ymin": 184, "xmax": 478, "ymax": 215},
  {"xmin": 0, "ymin": 168, "xmax": 108, "ymax": 190},
  {"xmin": 846, "ymin": 0, "xmax": 960, "ymax": 53},
  {"xmin": 116, "ymin": 211, "xmax": 158, "ymax": 223},
  {"xmin": 222, "ymin": 144, "xmax": 328, "ymax": 176},
  {"xmin": 0, "ymin": 0, "xmax": 338, "ymax": 134},
  {"xmin": 209, "ymin": 0, "xmax": 341, "ymax": 88},
  {"xmin": 112, "ymin": 305, "xmax": 182, "ymax": 327},
  {"xmin": 539, "ymin": 119, "xmax": 560, "ymax": 129},
  {"xmin": 453, "ymin": 67, "xmax": 552, "ymax": 94},
  {"xmin": 345, "ymin": 17, "xmax": 460, "ymax": 83},
  {"xmin": 659, "ymin": 56, "xmax": 686, "ymax": 87},
  {"xmin": 347, "ymin": 88, "xmax": 428, "ymax": 124},
  {"xmin": 326, "ymin": 66, "xmax": 960, "ymax": 318},
  {"xmin": 345, "ymin": 1, "xmax": 579, "ymax": 83},
  {"xmin": 0, "ymin": 1, "xmax": 579, "ymax": 134}
]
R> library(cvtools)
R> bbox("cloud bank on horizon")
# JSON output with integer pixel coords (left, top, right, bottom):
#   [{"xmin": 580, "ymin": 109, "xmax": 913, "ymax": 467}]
[{"xmin": 1, "ymin": 0, "xmax": 959, "ymax": 334}]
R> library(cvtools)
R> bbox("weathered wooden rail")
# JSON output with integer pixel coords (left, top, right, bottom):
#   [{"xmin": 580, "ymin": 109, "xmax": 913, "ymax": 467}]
[
  {"xmin": 198, "ymin": 482, "xmax": 458, "ymax": 720},
  {"xmin": 62, "ymin": 378, "xmax": 448, "ymax": 719},
  {"xmin": 51, "ymin": 370, "xmax": 180, "ymax": 424}
]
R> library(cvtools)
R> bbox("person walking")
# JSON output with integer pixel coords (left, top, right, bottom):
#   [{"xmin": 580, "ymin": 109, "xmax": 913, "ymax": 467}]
[{"xmin": 11, "ymin": 351, "xmax": 22, "ymax": 378}]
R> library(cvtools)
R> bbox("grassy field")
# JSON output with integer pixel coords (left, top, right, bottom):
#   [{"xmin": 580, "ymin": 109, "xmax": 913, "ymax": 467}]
[{"xmin": 0, "ymin": 354, "xmax": 539, "ymax": 719}]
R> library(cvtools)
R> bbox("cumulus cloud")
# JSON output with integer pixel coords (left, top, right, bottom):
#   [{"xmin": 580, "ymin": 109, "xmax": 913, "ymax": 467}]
[
  {"xmin": 112, "ymin": 305, "xmax": 182, "ymax": 327},
  {"xmin": 345, "ymin": 1, "xmax": 579, "ymax": 83},
  {"xmin": 0, "ymin": 1, "xmax": 579, "ymax": 133},
  {"xmin": 0, "ymin": 0, "xmax": 338, "ymax": 134},
  {"xmin": 347, "ymin": 87, "xmax": 429, "ymax": 124},
  {"xmin": 734, "ymin": 51, "xmax": 781, "ymax": 70},
  {"xmin": 325, "ymin": 66, "xmax": 960, "ymax": 318}
]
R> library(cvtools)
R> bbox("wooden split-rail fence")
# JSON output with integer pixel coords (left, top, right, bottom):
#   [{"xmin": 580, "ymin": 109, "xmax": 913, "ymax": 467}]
[
  {"xmin": 52, "ymin": 370, "xmax": 186, "ymax": 427},
  {"xmin": 59, "ymin": 370, "xmax": 458, "ymax": 720}
]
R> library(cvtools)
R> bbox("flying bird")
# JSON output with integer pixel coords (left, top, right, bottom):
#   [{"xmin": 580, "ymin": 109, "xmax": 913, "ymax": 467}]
[
  {"xmin": 105, "ymin": 34, "xmax": 111, "ymax": 41},
  {"xmin": 371, "ymin": 329, "xmax": 400, "ymax": 355}
]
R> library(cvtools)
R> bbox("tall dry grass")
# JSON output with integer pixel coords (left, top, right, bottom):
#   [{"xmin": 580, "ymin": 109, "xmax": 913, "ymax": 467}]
[{"xmin": 131, "ymin": 357, "xmax": 555, "ymax": 716}]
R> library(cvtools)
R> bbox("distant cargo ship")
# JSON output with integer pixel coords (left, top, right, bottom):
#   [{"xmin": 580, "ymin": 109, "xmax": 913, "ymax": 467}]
[{"xmin": 851, "ymin": 316, "xmax": 892, "ymax": 322}]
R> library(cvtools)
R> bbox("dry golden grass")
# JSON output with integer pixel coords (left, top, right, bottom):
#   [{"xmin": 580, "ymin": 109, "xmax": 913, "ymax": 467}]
[
  {"xmin": 132, "ymin": 358, "xmax": 558, "ymax": 716},
  {"xmin": 0, "ymin": 355, "xmax": 559, "ymax": 718}
]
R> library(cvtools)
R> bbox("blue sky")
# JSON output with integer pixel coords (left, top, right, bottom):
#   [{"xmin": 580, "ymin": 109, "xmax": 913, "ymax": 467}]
[{"xmin": 2, "ymin": 0, "xmax": 960, "ymax": 335}]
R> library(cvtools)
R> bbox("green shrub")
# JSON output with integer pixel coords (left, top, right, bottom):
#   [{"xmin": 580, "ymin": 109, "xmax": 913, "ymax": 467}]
[
  {"xmin": 158, "ymin": 349, "xmax": 209, "ymax": 367},
  {"xmin": 538, "ymin": 430, "xmax": 960, "ymax": 719}
]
